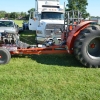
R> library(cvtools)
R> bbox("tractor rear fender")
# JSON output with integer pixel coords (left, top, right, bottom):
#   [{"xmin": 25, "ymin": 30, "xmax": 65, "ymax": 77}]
[{"xmin": 67, "ymin": 21, "xmax": 95, "ymax": 53}]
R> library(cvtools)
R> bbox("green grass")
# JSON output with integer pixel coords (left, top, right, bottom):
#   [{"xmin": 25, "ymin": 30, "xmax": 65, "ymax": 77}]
[
  {"xmin": 0, "ymin": 54, "xmax": 100, "ymax": 100},
  {"xmin": 14, "ymin": 20, "xmax": 23, "ymax": 27},
  {"xmin": 19, "ymin": 30, "xmax": 36, "ymax": 44},
  {"xmin": 0, "ymin": 22, "xmax": 100, "ymax": 100}
]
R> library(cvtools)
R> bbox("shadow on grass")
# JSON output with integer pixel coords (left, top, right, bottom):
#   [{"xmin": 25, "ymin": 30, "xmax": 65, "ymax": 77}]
[
  {"xmin": 13, "ymin": 30, "xmax": 84, "ymax": 68},
  {"xmin": 12, "ymin": 54, "xmax": 84, "ymax": 68}
]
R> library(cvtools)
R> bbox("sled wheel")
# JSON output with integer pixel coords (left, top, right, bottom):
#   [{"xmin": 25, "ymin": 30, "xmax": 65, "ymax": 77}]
[
  {"xmin": 74, "ymin": 25, "xmax": 100, "ymax": 68},
  {"xmin": 0, "ymin": 47, "xmax": 11, "ymax": 64}
]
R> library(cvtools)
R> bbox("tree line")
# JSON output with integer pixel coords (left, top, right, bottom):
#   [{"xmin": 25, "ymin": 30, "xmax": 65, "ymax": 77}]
[
  {"xmin": 0, "ymin": 0, "xmax": 91, "ymax": 20},
  {"xmin": 66, "ymin": 0, "xmax": 90, "ymax": 19},
  {"xmin": 0, "ymin": 8, "xmax": 35, "ymax": 20}
]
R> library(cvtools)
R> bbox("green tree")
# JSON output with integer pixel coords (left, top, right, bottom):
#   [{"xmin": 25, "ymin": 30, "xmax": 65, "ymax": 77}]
[
  {"xmin": 10, "ymin": 12, "xmax": 18, "ymax": 19},
  {"xmin": 20, "ymin": 12, "xmax": 27, "ymax": 17},
  {"xmin": 28, "ymin": 8, "xmax": 35, "ymax": 14},
  {"xmin": 5, "ymin": 13, "xmax": 10, "ymax": 19},
  {"xmin": 24, "ymin": 14, "xmax": 29, "ymax": 20},
  {"xmin": 25, "ymin": 8, "xmax": 35, "ymax": 20},
  {"xmin": 0, "ymin": 11, "xmax": 6, "ymax": 18},
  {"xmin": 66, "ymin": 0, "xmax": 90, "ymax": 19}
]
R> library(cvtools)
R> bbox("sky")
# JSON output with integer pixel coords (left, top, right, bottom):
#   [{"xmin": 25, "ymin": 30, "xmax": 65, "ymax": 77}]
[{"xmin": 0, "ymin": 0, "xmax": 99, "ymax": 16}]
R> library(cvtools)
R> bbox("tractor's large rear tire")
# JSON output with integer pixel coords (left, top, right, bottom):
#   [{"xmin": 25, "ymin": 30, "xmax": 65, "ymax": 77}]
[
  {"xmin": 0, "ymin": 47, "xmax": 11, "ymax": 64},
  {"xmin": 74, "ymin": 25, "xmax": 100, "ymax": 68}
]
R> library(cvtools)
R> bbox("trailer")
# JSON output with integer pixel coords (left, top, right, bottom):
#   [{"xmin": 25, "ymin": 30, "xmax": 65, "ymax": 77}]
[{"xmin": 0, "ymin": 10, "xmax": 100, "ymax": 68}]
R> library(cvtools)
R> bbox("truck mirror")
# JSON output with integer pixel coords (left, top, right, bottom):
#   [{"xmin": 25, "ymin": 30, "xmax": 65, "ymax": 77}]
[{"xmin": 60, "ymin": 28, "xmax": 63, "ymax": 33}]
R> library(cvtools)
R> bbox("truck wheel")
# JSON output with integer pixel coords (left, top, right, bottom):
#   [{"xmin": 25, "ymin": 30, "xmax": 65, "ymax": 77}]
[
  {"xmin": 74, "ymin": 25, "xmax": 100, "ymax": 68},
  {"xmin": 0, "ymin": 47, "xmax": 11, "ymax": 64}
]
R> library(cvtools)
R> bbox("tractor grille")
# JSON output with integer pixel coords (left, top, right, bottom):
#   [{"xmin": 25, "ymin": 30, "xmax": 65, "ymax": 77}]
[{"xmin": 45, "ymin": 24, "xmax": 64, "ymax": 36}]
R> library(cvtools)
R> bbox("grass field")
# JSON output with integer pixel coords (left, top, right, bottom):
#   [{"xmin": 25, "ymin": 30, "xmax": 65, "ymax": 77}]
[
  {"xmin": 0, "ymin": 20, "xmax": 100, "ymax": 100},
  {"xmin": 14, "ymin": 20, "xmax": 23, "ymax": 27}
]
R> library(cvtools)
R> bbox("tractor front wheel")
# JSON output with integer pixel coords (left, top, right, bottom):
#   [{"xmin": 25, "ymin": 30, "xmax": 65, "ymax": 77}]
[
  {"xmin": 0, "ymin": 47, "xmax": 11, "ymax": 64},
  {"xmin": 74, "ymin": 25, "xmax": 100, "ymax": 68}
]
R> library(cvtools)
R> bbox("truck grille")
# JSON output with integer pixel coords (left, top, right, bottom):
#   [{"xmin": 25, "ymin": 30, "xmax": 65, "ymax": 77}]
[
  {"xmin": 46, "ymin": 24, "xmax": 64, "ymax": 29},
  {"xmin": 45, "ymin": 24, "xmax": 64, "ymax": 36}
]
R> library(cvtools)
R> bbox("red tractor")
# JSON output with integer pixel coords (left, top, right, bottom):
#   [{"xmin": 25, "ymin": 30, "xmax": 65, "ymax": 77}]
[{"xmin": 0, "ymin": 10, "xmax": 100, "ymax": 68}]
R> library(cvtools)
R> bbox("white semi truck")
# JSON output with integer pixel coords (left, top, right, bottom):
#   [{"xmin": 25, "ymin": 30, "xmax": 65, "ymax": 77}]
[{"xmin": 29, "ymin": 0, "xmax": 64, "ymax": 43}]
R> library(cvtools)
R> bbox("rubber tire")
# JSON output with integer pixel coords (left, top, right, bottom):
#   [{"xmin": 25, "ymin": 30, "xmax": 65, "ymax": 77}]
[
  {"xmin": 0, "ymin": 47, "xmax": 11, "ymax": 64},
  {"xmin": 74, "ymin": 25, "xmax": 100, "ymax": 68}
]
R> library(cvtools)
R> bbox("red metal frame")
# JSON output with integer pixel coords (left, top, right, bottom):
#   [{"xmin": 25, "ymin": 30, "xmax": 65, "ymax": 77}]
[
  {"xmin": 67, "ymin": 21, "xmax": 94, "ymax": 53},
  {"xmin": 10, "ymin": 45, "xmax": 68, "ymax": 55},
  {"xmin": 1, "ymin": 21, "xmax": 95, "ymax": 56}
]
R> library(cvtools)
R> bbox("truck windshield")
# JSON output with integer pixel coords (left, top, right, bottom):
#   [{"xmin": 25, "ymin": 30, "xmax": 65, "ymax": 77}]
[
  {"xmin": 0, "ymin": 21, "xmax": 13, "ymax": 27},
  {"xmin": 41, "ymin": 12, "xmax": 64, "ymax": 20}
]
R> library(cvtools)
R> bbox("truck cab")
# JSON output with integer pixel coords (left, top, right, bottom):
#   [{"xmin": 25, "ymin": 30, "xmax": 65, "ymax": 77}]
[{"xmin": 29, "ymin": 0, "xmax": 64, "ymax": 43}]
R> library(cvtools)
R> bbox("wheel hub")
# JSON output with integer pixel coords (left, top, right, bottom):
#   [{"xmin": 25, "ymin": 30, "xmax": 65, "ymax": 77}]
[
  {"xmin": 88, "ymin": 38, "xmax": 100, "ymax": 58},
  {"xmin": 90, "ymin": 43, "xmax": 95, "ymax": 48}
]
